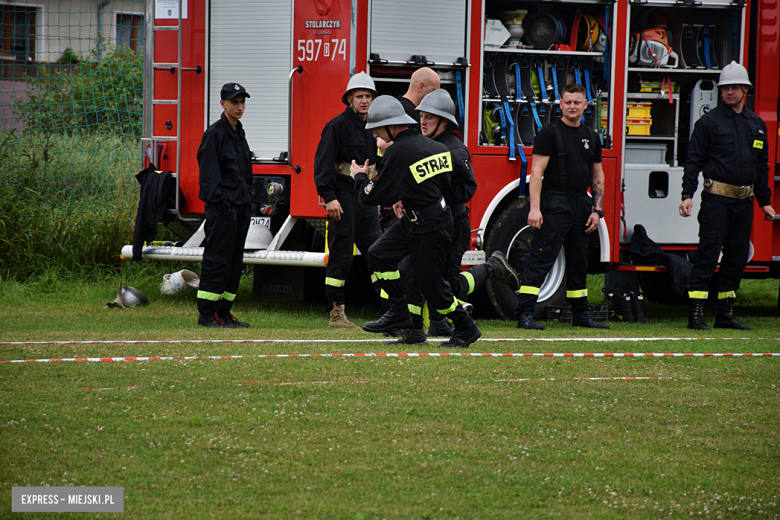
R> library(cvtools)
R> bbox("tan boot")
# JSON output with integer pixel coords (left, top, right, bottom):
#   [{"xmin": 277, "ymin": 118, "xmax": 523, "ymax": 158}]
[{"xmin": 329, "ymin": 304, "xmax": 358, "ymax": 328}]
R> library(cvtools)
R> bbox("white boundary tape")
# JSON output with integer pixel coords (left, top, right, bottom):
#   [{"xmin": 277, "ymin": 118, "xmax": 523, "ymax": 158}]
[
  {"xmin": 1, "ymin": 352, "xmax": 778, "ymax": 364},
  {"xmin": 1, "ymin": 337, "xmax": 778, "ymax": 346}
]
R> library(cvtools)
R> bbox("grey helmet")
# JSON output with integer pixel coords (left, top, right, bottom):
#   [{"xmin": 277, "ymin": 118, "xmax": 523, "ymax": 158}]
[
  {"xmin": 416, "ymin": 89, "xmax": 458, "ymax": 127},
  {"xmin": 106, "ymin": 281, "xmax": 149, "ymax": 308},
  {"xmin": 342, "ymin": 72, "xmax": 377, "ymax": 106},
  {"xmin": 717, "ymin": 61, "xmax": 752, "ymax": 88},
  {"xmin": 365, "ymin": 95, "xmax": 417, "ymax": 129}
]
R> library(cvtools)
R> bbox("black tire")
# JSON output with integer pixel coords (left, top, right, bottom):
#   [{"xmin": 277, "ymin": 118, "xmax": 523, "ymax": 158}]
[{"xmin": 485, "ymin": 198, "xmax": 568, "ymax": 320}]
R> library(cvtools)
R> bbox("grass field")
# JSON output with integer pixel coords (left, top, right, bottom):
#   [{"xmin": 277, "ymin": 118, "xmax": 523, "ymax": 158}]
[{"xmin": 1, "ymin": 272, "xmax": 779, "ymax": 519}]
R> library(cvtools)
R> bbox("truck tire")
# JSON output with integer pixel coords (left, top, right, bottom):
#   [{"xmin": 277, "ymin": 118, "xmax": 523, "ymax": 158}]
[{"xmin": 485, "ymin": 199, "xmax": 568, "ymax": 320}]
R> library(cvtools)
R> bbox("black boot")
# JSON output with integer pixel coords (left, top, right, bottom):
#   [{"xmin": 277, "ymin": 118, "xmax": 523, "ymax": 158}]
[
  {"xmin": 197, "ymin": 312, "xmax": 234, "ymax": 328},
  {"xmin": 386, "ymin": 327, "xmax": 428, "ymax": 345},
  {"xmin": 714, "ymin": 298, "xmax": 753, "ymax": 330},
  {"xmin": 629, "ymin": 291, "xmax": 646, "ymax": 324},
  {"xmin": 219, "ymin": 312, "xmax": 250, "ymax": 328},
  {"xmin": 572, "ymin": 313, "xmax": 610, "ymax": 329},
  {"xmin": 363, "ymin": 297, "xmax": 413, "ymax": 333},
  {"xmin": 517, "ymin": 311, "xmax": 545, "ymax": 330},
  {"xmin": 428, "ymin": 318, "xmax": 454, "ymax": 337},
  {"xmin": 687, "ymin": 300, "xmax": 711, "ymax": 330},
  {"xmin": 486, "ymin": 251, "xmax": 520, "ymax": 291},
  {"xmin": 440, "ymin": 318, "xmax": 481, "ymax": 348}
]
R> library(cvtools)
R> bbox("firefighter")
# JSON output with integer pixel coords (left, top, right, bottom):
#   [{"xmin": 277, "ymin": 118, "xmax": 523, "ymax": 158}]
[
  {"xmin": 404, "ymin": 89, "xmax": 519, "ymax": 338},
  {"xmin": 196, "ymin": 82, "xmax": 253, "ymax": 328},
  {"xmin": 314, "ymin": 72, "xmax": 382, "ymax": 328},
  {"xmin": 350, "ymin": 95, "xmax": 482, "ymax": 348},
  {"xmin": 679, "ymin": 61, "xmax": 776, "ymax": 330},
  {"xmin": 514, "ymin": 83, "xmax": 608, "ymax": 330},
  {"xmin": 398, "ymin": 67, "xmax": 441, "ymax": 123}
]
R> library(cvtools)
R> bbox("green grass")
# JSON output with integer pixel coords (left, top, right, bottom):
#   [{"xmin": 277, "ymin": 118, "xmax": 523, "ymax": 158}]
[{"xmin": 1, "ymin": 273, "xmax": 779, "ymax": 519}]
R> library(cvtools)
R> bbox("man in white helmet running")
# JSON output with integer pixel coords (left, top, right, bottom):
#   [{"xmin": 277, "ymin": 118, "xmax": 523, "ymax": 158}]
[{"xmin": 680, "ymin": 61, "xmax": 776, "ymax": 330}]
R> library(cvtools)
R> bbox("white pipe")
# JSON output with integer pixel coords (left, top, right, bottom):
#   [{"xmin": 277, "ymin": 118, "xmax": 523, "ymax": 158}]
[{"xmin": 121, "ymin": 246, "xmax": 327, "ymax": 267}]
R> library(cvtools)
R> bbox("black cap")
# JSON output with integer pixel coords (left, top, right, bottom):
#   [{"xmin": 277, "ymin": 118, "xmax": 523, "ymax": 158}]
[{"xmin": 221, "ymin": 82, "xmax": 250, "ymax": 100}]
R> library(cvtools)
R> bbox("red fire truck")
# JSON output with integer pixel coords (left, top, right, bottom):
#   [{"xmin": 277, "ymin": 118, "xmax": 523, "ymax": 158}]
[{"xmin": 123, "ymin": 0, "xmax": 780, "ymax": 318}]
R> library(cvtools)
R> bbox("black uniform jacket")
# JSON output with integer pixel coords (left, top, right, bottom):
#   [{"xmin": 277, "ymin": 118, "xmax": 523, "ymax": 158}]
[
  {"xmin": 434, "ymin": 128, "xmax": 477, "ymax": 210},
  {"xmin": 197, "ymin": 112, "xmax": 253, "ymax": 206},
  {"xmin": 314, "ymin": 107, "xmax": 379, "ymax": 204},
  {"xmin": 354, "ymin": 129, "xmax": 458, "ymax": 212},
  {"xmin": 398, "ymin": 96, "xmax": 421, "ymax": 124},
  {"xmin": 682, "ymin": 103, "xmax": 771, "ymax": 207}
]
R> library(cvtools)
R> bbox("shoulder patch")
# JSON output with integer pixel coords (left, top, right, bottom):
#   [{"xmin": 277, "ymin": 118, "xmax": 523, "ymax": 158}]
[
  {"xmin": 409, "ymin": 151, "xmax": 452, "ymax": 184},
  {"xmin": 363, "ymin": 181, "xmax": 374, "ymax": 194}
]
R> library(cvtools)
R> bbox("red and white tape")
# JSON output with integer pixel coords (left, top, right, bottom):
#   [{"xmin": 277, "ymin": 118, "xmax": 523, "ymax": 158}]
[
  {"xmin": 1, "ymin": 337, "xmax": 777, "ymax": 346},
  {"xmin": 495, "ymin": 376, "xmax": 674, "ymax": 382},
  {"xmin": 1, "ymin": 352, "xmax": 778, "ymax": 364}
]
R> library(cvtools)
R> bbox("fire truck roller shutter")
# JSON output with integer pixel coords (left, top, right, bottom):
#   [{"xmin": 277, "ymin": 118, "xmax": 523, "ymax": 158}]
[
  {"xmin": 208, "ymin": 0, "xmax": 291, "ymax": 160},
  {"xmin": 370, "ymin": 0, "xmax": 467, "ymax": 65},
  {"xmin": 485, "ymin": 198, "xmax": 570, "ymax": 320}
]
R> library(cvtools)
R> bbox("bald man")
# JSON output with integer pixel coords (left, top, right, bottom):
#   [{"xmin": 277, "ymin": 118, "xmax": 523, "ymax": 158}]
[{"xmin": 398, "ymin": 67, "xmax": 441, "ymax": 124}]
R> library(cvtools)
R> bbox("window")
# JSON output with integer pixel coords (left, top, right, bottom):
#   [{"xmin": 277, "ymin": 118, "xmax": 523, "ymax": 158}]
[
  {"xmin": 2, "ymin": 5, "xmax": 37, "ymax": 61},
  {"xmin": 116, "ymin": 13, "xmax": 144, "ymax": 52}
]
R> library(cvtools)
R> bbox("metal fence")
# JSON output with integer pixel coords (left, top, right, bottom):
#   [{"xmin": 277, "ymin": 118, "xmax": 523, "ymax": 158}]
[{"xmin": 1, "ymin": 0, "xmax": 146, "ymax": 277}]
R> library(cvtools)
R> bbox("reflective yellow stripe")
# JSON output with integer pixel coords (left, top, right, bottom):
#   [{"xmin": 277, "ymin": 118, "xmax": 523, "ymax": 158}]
[
  {"xmin": 408, "ymin": 304, "xmax": 422, "ymax": 315},
  {"xmin": 380, "ymin": 289, "xmax": 388, "ymax": 299},
  {"xmin": 718, "ymin": 291, "xmax": 736, "ymax": 300},
  {"xmin": 197, "ymin": 290, "xmax": 222, "ymax": 301},
  {"xmin": 371, "ymin": 273, "xmax": 378, "ymax": 284},
  {"xmin": 325, "ymin": 277, "xmax": 346, "ymax": 287},
  {"xmin": 566, "ymin": 289, "xmax": 588, "ymax": 298},
  {"xmin": 375, "ymin": 271, "xmax": 400, "ymax": 281},
  {"xmin": 222, "ymin": 292, "xmax": 236, "ymax": 302},
  {"xmin": 688, "ymin": 291, "xmax": 708, "ymax": 300},
  {"xmin": 437, "ymin": 299, "xmax": 458, "ymax": 315},
  {"xmin": 519, "ymin": 286, "xmax": 540, "ymax": 296},
  {"xmin": 460, "ymin": 271, "xmax": 475, "ymax": 295}
]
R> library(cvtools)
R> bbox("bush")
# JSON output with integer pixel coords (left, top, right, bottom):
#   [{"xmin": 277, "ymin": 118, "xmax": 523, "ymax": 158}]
[{"xmin": 16, "ymin": 45, "xmax": 143, "ymax": 137}]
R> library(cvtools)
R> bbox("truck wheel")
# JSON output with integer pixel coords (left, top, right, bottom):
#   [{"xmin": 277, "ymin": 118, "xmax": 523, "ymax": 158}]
[{"xmin": 485, "ymin": 199, "xmax": 568, "ymax": 320}]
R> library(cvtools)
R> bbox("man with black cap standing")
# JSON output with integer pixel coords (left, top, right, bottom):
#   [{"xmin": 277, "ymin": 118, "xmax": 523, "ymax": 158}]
[{"xmin": 196, "ymin": 82, "xmax": 253, "ymax": 328}]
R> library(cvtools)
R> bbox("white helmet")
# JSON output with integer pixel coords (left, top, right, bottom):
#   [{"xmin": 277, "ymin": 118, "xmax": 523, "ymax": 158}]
[
  {"xmin": 342, "ymin": 72, "xmax": 377, "ymax": 106},
  {"xmin": 717, "ymin": 61, "xmax": 752, "ymax": 88},
  {"xmin": 244, "ymin": 219, "xmax": 273, "ymax": 250}
]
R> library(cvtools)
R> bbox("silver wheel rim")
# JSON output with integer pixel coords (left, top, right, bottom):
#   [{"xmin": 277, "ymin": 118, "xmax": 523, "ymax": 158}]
[{"xmin": 505, "ymin": 224, "xmax": 566, "ymax": 303}]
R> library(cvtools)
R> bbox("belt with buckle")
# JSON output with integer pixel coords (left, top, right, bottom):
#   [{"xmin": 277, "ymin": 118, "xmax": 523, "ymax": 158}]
[
  {"xmin": 703, "ymin": 179, "xmax": 753, "ymax": 199},
  {"xmin": 403, "ymin": 197, "xmax": 446, "ymax": 224},
  {"xmin": 336, "ymin": 162, "xmax": 375, "ymax": 179}
]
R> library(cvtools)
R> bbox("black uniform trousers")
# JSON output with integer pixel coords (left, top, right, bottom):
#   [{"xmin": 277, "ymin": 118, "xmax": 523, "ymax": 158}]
[
  {"xmin": 688, "ymin": 196, "xmax": 753, "ymax": 299},
  {"xmin": 515, "ymin": 191, "xmax": 592, "ymax": 317},
  {"xmin": 368, "ymin": 218, "xmax": 471, "ymax": 327},
  {"xmin": 399, "ymin": 216, "xmax": 488, "ymax": 322},
  {"xmin": 326, "ymin": 185, "xmax": 382, "ymax": 306},
  {"xmin": 197, "ymin": 201, "xmax": 251, "ymax": 318}
]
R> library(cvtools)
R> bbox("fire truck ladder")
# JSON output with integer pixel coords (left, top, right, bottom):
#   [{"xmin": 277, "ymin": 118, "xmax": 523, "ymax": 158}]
[{"xmin": 142, "ymin": 0, "xmax": 201, "ymax": 222}]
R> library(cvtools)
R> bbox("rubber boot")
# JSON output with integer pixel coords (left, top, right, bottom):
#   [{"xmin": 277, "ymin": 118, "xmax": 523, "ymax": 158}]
[
  {"xmin": 329, "ymin": 304, "xmax": 359, "ymax": 328},
  {"xmin": 630, "ymin": 291, "xmax": 646, "ymax": 324},
  {"xmin": 517, "ymin": 311, "xmax": 545, "ymax": 330},
  {"xmin": 612, "ymin": 293, "xmax": 635, "ymax": 322},
  {"xmin": 714, "ymin": 298, "xmax": 753, "ymax": 330},
  {"xmin": 485, "ymin": 250, "xmax": 520, "ymax": 291},
  {"xmin": 363, "ymin": 297, "xmax": 413, "ymax": 333},
  {"xmin": 440, "ymin": 316, "xmax": 482, "ymax": 348},
  {"xmin": 687, "ymin": 300, "xmax": 711, "ymax": 330}
]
